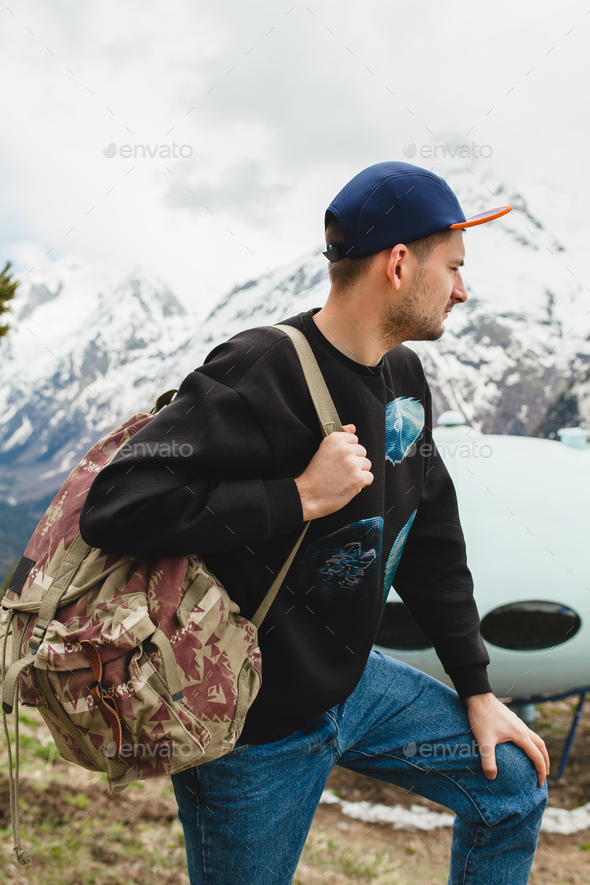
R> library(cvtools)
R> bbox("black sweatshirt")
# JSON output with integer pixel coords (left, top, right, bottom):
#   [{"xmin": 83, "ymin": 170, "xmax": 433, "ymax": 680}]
[{"xmin": 79, "ymin": 307, "xmax": 491, "ymax": 744}]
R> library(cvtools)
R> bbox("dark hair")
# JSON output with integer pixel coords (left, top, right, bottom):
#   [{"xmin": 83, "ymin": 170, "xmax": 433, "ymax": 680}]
[
  {"xmin": 324, "ymin": 214, "xmax": 456, "ymax": 290},
  {"xmin": 324, "ymin": 213, "xmax": 379, "ymax": 289},
  {"xmin": 406, "ymin": 227, "xmax": 456, "ymax": 262}
]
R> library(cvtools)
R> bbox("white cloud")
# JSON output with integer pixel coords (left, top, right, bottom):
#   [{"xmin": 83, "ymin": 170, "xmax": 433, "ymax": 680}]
[{"xmin": 1, "ymin": 0, "xmax": 589, "ymax": 316}]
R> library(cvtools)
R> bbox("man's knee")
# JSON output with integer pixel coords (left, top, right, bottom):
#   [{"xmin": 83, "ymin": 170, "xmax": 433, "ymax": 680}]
[{"xmin": 491, "ymin": 741, "xmax": 548, "ymax": 820}]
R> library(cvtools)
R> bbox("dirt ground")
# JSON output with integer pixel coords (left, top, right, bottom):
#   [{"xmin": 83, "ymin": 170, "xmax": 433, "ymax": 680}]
[{"xmin": 1, "ymin": 697, "xmax": 588, "ymax": 884}]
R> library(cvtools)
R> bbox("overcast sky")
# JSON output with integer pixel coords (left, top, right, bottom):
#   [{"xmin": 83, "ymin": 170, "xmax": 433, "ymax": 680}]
[{"xmin": 2, "ymin": 0, "xmax": 590, "ymax": 316}]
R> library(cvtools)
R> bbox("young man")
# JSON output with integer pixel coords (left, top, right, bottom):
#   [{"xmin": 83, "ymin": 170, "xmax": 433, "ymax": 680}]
[{"xmin": 80, "ymin": 161, "xmax": 550, "ymax": 884}]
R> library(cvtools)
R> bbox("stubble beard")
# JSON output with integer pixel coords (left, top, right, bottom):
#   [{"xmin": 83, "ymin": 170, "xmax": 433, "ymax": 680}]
[{"xmin": 380, "ymin": 263, "xmax": 445, "ymax": 348}]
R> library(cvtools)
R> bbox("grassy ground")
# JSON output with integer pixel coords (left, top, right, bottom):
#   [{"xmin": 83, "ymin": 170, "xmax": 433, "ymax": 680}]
[{"xmin": 1, "ymin": 698, "xmax": 589, "ymax": 884}]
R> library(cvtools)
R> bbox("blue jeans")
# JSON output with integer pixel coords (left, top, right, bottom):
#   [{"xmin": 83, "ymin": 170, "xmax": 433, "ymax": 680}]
[{"xmin": 171, "ymin": 650, "xmax": 547, "ymax": 884}]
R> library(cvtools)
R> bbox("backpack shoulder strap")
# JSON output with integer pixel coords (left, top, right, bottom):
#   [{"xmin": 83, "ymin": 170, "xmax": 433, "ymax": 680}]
[
  {"xmin": 250, "ymin": 323, "xmax": 343, "ymax": 629},
  {"xmin": 273, "ymin": 323, "xmax": 343, "ymax": 437},
  {"xmin": 149, "ymin": 388, "xmax": 178, "ymax": 415}
]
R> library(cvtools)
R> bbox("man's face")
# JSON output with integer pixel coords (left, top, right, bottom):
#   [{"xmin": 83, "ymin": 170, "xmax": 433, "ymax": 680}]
[{"xmin": 383, "ymin": 229, "xmax": 467, "ymax": 344}]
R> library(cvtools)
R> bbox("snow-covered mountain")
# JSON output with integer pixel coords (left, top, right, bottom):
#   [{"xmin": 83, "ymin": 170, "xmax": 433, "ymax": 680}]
[{"xmin": 1, "ymin": 167, "xmax": 589, "ymax": 517}]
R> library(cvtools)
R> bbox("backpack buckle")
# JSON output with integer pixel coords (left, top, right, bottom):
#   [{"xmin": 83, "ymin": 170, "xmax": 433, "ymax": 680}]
[{"xmin": 88, "ymin": 678, "xmax": 104, "ymax": 701}]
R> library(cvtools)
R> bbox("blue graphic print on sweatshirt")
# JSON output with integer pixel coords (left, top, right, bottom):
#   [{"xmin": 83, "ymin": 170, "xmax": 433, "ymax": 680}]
[
  {"xmin": 385, "ymin": 397, "xmax": 425, "ymax": 466},
  {"xmin": 382, "ymin": 509, "xmax": 418, "ymax": 605},
  {"xmin": 297, "ymin": 398, "xmax": 424, "ymax": 602},
  {"xmin": 300, "ymin": 517, "xmax": 383, "ymax": 600}
]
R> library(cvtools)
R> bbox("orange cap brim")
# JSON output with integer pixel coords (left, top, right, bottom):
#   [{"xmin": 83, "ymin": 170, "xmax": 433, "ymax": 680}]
[{"xmin": 449, "ymin": 206, "xmax": 512, "ymax": 229}]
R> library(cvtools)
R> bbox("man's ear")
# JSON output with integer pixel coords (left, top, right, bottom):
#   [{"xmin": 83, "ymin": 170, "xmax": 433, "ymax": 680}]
[{"xmin": 386, "ymin": 244, "xmax": 409, "ymax": 292}]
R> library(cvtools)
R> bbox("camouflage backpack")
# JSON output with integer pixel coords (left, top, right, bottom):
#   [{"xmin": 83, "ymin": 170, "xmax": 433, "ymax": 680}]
[{"xmin": 0, "ymin": 323, "xmax": 342, "ymax": 865}]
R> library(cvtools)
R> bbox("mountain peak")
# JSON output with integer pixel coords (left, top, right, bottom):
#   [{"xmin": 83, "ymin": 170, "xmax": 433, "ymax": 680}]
[{"xmin": 1, "ymin": 168, "xmax": 589, "ymax": 507}]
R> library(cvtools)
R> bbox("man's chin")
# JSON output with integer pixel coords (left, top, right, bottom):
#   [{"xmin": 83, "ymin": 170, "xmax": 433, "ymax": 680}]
[
  {"xmin": 422, "ymin": 323, "xmax": 445, "ymax": 342},
  {"xmin": 383, "ymin": 316, "xmax": 445, "ymax": 346},
  {"xmin": 404, "ymin": 326, "xmax": 444, "ymax": 343}
]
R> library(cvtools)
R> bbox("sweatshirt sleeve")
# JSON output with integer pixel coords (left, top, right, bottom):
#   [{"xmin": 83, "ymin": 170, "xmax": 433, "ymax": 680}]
[
  {"xmin": 392, "ymin": 379, "xmax": 492, "ymax": 700},
  {"xmin": 79, "ymin": 334, "xmax": 305, "ymax": 556}
]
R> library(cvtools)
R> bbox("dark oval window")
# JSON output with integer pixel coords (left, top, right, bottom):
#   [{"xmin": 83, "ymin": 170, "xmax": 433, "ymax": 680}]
[
  {"xmin": 480, "ymin": 601, "xmax": 581, "ymax": 651},
  {"xmin": 375, "ymin": 602, "xmax": 434, "ymax": 651}
]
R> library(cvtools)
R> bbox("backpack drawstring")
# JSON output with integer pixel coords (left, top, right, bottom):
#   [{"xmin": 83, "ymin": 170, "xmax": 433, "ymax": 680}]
[{"xmin": 1, "ymin": 611, "xmax": 33, "ymax": 866}]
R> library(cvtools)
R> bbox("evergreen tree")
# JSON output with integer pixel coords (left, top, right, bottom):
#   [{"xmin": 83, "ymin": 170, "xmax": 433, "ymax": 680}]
[{"xmin": 0, "ymin": 259, "xmax": 18, "ymax": 338}]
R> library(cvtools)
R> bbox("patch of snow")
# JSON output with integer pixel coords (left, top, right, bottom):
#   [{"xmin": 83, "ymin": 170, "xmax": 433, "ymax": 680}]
[
  {"xmin": 541, "ymin": 803, "xmax": 590, "ymax": 835},
  {"xmin": 2, "ymin": 414, "xmax": 33, "ymax": 450},
  {"xmin": 320, "ymin": 790, "xmax": 455, "ymax": 832},
  {"xmin": 320, "ymin": 790, "xmax": 590, "ymax": 835}
]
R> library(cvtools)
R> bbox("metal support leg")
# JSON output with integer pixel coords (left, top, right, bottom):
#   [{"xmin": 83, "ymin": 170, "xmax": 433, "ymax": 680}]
[
  {"xmin": 513, "ymin": 701, "xmax": 537, "ymax": 728},
  {"xmin": 555, "ymin": 692, "xmax": 586, "ymax": 781},
  {"xmin": 506, "ymin": 687, "xmax": 590, "ymax": 778}
]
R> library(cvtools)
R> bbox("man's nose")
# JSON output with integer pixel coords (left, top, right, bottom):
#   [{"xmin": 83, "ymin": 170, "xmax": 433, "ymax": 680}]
[{"xmin": 452, "ymin": 273, "xmax": 468, "ymax": 304}]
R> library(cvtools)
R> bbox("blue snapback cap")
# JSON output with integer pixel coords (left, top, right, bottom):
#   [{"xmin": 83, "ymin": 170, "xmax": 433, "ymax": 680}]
[{"xmin": 323, "ymin": 161, "xmax": 512, "ymax": 262}]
